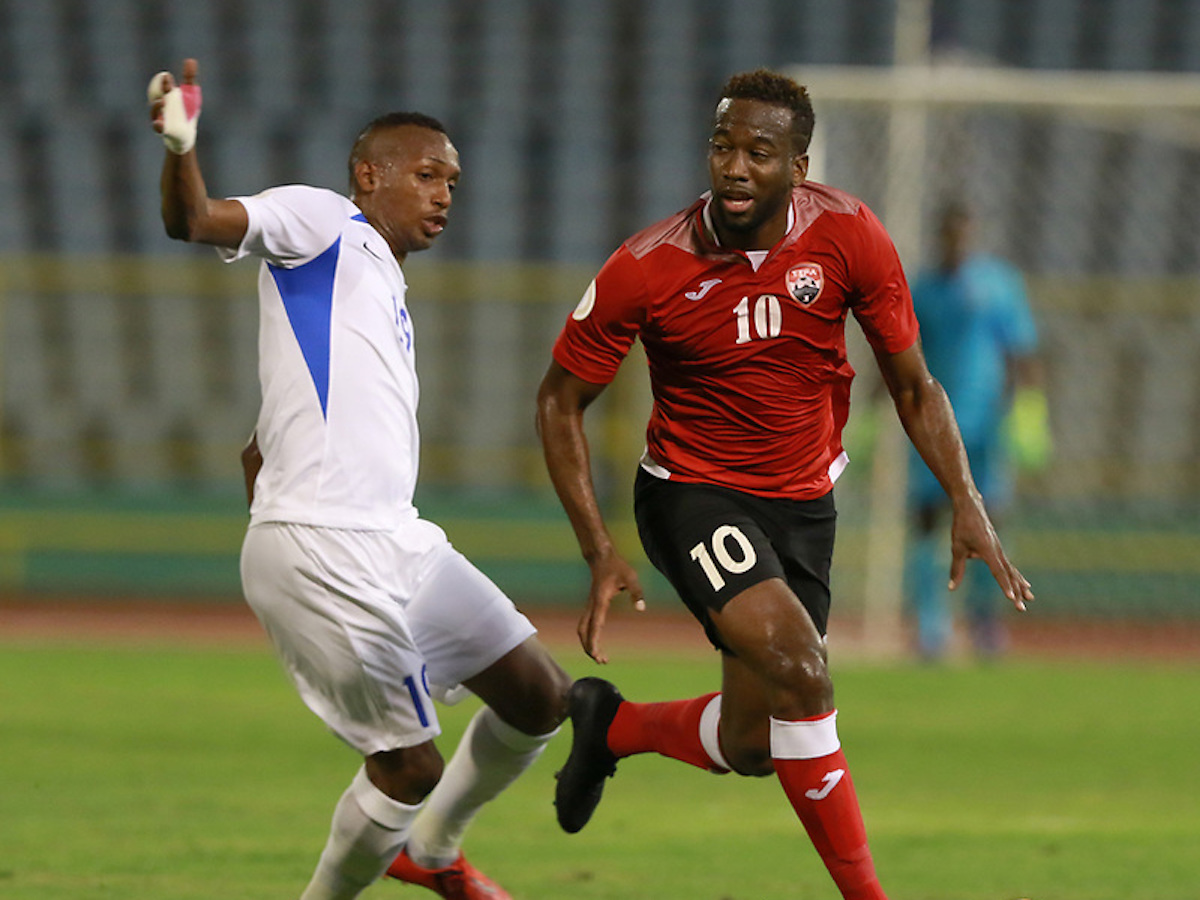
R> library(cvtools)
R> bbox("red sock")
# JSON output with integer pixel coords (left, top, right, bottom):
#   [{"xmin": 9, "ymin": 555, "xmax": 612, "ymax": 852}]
[
  {"xmin": 771, "ymin": 712, "xmax": 887, "ymax": 900},
  {"xmin": 606, "ymin": 693, "xmax": 727, "ymax": 771}
]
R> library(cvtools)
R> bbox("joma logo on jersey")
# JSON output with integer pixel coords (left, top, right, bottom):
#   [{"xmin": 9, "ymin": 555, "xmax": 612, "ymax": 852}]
[
  {"xmin": 786, "ymin": 263, "xmax": 823, "ymax": 306},
  {"xmin": 685, "ymin": 278, "xmax": 722, "ymax": 301}
]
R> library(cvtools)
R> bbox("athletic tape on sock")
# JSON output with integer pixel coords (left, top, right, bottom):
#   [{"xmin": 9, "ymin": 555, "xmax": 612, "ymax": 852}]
[
  {"xmin": 479, "ymin": 706, "xmax": 560, "ymax": 751},
  {"xmin": 769, "ymin": 710, "xmax": 841, "ymax": 760},
  {"xmin": 698, "ymin": 694, "xmax": 732, "ymax": 771},
  {"xmin": 350, "ymin": 766, "xmax": 423, "ymax": 830}
]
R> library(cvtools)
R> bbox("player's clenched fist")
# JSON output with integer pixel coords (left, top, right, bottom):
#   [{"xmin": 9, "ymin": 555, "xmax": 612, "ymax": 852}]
[{"xmin": 147, "ymin": 58, "xmax": 202, "ymax": 154}]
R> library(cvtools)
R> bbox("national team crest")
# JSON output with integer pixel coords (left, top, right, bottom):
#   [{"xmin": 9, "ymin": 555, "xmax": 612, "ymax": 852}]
[{"xmin": 786, "ymin": 263, "xmax": 823, "ymax": 306}]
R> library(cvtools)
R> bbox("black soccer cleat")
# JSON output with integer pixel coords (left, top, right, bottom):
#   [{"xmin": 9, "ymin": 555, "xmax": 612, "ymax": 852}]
[{"xmin": 554, "ymin": 676, "xmax": 624, "ymax": 833}]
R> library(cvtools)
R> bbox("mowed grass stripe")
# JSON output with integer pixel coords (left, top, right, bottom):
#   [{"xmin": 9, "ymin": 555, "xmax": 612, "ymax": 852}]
[{"xmin": 1, "ymin": 644, "xmax": 1197, "ymax": 899}]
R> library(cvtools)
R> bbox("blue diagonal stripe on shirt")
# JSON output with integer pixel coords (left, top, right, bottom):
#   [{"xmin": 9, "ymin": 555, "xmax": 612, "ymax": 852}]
[{"xmin": 268, "ymin": 238, "xmax": 340, "ymax": 417}]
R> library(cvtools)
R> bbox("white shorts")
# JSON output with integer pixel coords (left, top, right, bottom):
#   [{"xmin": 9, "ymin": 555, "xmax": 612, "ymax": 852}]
[{"xmin": 240, "ymin": 518, "xmax": 537, "ymax": 755}]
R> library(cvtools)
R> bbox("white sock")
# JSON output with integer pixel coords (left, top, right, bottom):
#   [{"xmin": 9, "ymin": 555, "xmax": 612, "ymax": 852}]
[
  {"xmin": 405, "ymin": 706, "xmax": 558, "ymax": 869},
  {"xmin": 299, "ymin": 766, "xmax": 423, "ymax": 900}
]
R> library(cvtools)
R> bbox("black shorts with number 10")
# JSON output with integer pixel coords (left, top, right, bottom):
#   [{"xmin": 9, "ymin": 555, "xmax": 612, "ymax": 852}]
[{"xmin": 634, "ymin": 467, "xmax": 837, "ymax": 654}]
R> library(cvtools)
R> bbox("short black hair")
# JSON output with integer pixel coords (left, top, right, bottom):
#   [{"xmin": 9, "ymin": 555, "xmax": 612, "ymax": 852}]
[
  {"xmin": 719, "ymin": 69, "xmax": 814, "ymax": 155},
  {"xmin": 348, "ymin": 111, "xmax": 449, "ymax": 190}
]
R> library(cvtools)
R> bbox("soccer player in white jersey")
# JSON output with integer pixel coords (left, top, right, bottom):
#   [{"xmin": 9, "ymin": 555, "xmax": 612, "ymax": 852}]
[{"xmin": 150, "ymin": 59, "xmax": 571, "ymax": 900}]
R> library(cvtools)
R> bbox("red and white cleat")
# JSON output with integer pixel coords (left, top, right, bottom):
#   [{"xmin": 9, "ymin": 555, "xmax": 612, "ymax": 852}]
[{"xmin": 386, "ymin": 848, "xmax": 512, "ymax": 900}]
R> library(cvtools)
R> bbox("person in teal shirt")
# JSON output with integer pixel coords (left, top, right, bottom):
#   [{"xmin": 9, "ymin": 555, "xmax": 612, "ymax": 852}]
[{"xmin": 908, "ymin": 202, "xmax": 1046, "ymax": 660}]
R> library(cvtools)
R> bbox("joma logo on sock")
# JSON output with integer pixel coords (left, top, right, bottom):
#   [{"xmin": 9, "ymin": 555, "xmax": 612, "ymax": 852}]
[{"xmin": 805, "ymin": 768, "xmax": 845, "ymax": 800}]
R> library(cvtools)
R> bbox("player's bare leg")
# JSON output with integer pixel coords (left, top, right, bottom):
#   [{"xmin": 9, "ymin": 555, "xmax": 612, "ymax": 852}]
[
  {"xmin": 711, "ymin": 579, "xmax": 887, "ymax": 900},
  {"xmin": 300, "ymin": 743, "xmax": 442, "ymax": 900},
  {"xmin": 389, "ymin": 637, "xmax": 570, "ymax": 897},
  {"xmin": 556, "ymin": 577, "xmax": 887, "ymax": 899}
]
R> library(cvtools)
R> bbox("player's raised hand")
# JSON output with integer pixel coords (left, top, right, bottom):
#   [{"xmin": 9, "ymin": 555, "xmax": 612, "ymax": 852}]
[{"xmin": 148, "ymin": 58, "xmax": 202, "ymax": 154}]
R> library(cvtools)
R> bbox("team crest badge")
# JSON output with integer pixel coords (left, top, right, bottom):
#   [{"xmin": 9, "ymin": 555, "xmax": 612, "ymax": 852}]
[{"xmin": 786, "ymin": 263, "xmax": 823, "ymax": 306}]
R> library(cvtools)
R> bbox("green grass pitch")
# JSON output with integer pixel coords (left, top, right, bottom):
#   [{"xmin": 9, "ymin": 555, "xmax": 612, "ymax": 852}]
[{"xmin": 2, "ymin": 639, "xmax": 1198, "ymax": 899}]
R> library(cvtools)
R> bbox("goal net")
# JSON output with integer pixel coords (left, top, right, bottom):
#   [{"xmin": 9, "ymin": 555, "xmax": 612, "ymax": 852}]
[{"xmin": 788, "ymin": 63, "xmax": 1200, "ymax": 652}]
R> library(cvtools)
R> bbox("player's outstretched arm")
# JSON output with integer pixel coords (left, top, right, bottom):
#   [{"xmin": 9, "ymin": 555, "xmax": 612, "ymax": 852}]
[
  {"xmin": 876, "ymin": 342, "xmax": 1034, "ymax": 610},
  {"xmin": 536, "ymin": 361, "xmax": 645, "ymax": 664},
  {"xmin": 148, "ymin": 58, "xmax": 247, "ymax": 249}
]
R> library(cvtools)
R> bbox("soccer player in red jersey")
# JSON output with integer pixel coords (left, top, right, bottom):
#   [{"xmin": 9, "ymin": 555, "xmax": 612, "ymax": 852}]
[{"xmin": 537, "ymin": 69, "xmax": 1034, "ymax": 900}]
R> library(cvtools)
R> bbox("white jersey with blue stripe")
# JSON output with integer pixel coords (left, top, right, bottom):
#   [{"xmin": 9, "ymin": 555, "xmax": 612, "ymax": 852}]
[{"xmin": 220, "ymin": 185, "xmax": 420, "ymax": 530}]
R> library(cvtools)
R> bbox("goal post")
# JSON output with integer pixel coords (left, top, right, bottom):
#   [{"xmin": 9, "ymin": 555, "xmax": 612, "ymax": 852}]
[{"xmin": 788, "ymin": 61, "xmax": 1200, "ymax": 655}]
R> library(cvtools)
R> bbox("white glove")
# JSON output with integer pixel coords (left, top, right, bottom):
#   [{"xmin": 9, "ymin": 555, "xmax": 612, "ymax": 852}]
[{"xmin": 147, "ymin": 71, "xmax": 202, "ymax": 154}]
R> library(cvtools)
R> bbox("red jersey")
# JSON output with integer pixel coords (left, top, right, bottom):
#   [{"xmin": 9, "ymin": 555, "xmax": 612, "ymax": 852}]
[{"xmin": 553, "ymin": 181, "xmax": 920, "ymax": 500}]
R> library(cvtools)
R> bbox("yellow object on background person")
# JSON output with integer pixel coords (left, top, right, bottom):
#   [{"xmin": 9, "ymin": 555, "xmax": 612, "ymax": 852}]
[{"xmin": 1005, "ymin": 387, "xmax": 1052, "ymax": 471}]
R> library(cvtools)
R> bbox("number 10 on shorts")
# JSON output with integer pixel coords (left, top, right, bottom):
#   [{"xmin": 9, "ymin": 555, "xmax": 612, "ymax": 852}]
[{"xmin": 689, "ymin": 524, "xmax": 758, "ymax": 592}]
